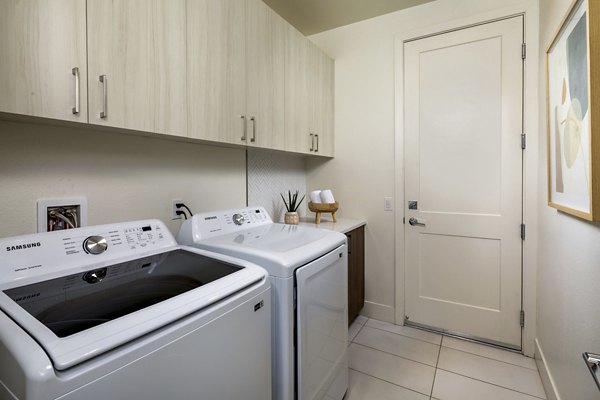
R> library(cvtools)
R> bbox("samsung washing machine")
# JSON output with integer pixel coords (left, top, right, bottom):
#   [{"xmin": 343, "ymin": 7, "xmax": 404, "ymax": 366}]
[
  {"xmin": 0, "ymin": 220, "xmax": 271, "ymax": 400},
  {"xmin": 177, "ymin": 207, "xmax": 348, "ymax": 400}
]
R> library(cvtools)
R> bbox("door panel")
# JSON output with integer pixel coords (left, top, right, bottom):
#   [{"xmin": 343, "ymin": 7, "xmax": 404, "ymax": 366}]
[
  {"xmin": 187, "ymin": 0, "xmax": 246, "ymax": 144},
  {"xmin": 419, "ymin": 234, "xmax": 501, "ymax": 311},
  {"xmin": 296, "ymin": 246, "xmax": 348, "ymax": 400},
  {"xmin": 87, "ymin": 0, "xmax": 187, "ymax": 136},
  {"xmin": 404, "ymin": 16, "xmax": 523, "ymax": 348},
  {"xmin": 246, "ymin": 0, "xmax": 286, "ymax": 150},
  {"xmin": 0, "ymin": 0, "xmax": 87, "ymax": 122},
  {"xmin": 285, "ymin": 26, "xmax": 312, "ymax": 154},
  {"xmin": 419, "ymin": 37, "xmax": 502, "ymax": 215}
]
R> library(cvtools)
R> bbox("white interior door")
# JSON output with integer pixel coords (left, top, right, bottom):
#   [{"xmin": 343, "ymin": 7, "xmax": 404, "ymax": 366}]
[{"xmin": 404, "ymin": 16, "xmax": 524, "ymax": 348}]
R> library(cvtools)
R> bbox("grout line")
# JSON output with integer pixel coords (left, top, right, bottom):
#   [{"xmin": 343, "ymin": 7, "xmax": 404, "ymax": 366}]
[
  {"xmin": 350, "ymin": 342, "xmax": 438, "ymax": 369},
  {"xmin": 436, "ymin": 368, "xmax": 547, "ymax": 400},
  {"xmin": 441, "ymin": 345, "xmax": 540, "ymax": 371},
  {"xmin": 365, "ymin": 322, "xmax": 443, "ymax": 346},
  {"xmin": 349, "ymin": 367, "xmax": 432, "ymax": 398},
  {"xmin": 429, "ymin": 336, "xmax": 443, "ymax": 398},
  {"xmin": 349, "ymin": 317, "xmax": 368, "ymax": 342}
]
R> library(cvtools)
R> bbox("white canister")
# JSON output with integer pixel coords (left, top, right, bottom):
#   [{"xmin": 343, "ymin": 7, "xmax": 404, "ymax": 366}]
[
  {"xmin": 310, "ymin": 190, "xmax": 322, "ymax": 204},
  {"xmin": 320, "ymin": 189, "xmax": 335, "ymax": 204}
]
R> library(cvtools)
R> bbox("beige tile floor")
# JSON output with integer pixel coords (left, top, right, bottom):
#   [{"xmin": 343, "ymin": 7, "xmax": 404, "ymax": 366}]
[{"xmin": 347, "ymin": 316, "xmax": 547, "ymax": 400}]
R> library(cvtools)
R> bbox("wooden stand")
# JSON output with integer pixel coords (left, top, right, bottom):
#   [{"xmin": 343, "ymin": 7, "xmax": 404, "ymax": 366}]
[{"xmin": 308, "ymin": 202, "xmax": 339, "ymax": 224}]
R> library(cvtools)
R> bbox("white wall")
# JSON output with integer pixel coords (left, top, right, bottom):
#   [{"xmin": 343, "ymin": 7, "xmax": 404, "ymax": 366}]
[
  {"xmin": 309, "ymin": 0, "xmax": 538, "ymax": 323},
  {"xmin": 536, "ymin": 1, "xmax": 600, "ymax": 398},
  {"xmin": 0, "ymin": 119, "xmax": 247, "ymax": 238}
]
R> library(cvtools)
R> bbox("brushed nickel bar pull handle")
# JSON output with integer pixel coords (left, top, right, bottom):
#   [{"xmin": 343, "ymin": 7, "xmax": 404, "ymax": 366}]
[
  {"xmin": 315, "ymin": 134, "xmax": 319, "ymax": 153},
  {"xmin": 250, "ymin": 117, "xmax": 256, "ymax": 142},
  {"xmin": 310, "ymin": 133, "xmax": 314, "ymax": 151},
  {"xmin": 240, "ymin": 115, "xmax": 247, "ymax": 141},
  {"xmin": 99, "ymin": 75, "xmax": 108, "ymax": 119},
  {"xmin": 72, "ymin": 67, "xmax": 80, "ymax": 115}
]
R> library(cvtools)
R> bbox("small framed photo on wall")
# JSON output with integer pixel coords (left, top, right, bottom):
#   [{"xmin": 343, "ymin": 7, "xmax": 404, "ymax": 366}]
[{"xmin": 546, "ymin": 0, "xmax": 600, "ymax": 220}]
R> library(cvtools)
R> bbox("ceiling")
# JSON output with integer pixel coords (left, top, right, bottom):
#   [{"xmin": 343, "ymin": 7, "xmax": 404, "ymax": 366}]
[{"xmin": 263, "ymin": 0, "xmax": 435, "ymax": 36}]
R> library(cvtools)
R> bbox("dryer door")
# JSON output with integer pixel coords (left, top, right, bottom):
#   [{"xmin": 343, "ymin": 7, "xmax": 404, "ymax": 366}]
[{"xmin": 295, "ymin": 244, "xmax": 348, "ymax": 400}]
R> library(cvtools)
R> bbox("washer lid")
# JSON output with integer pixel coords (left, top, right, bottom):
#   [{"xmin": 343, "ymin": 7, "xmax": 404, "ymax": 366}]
[
  {"xmin": 182, "ymin": 223, "xmax": 346, "ymax": 278},
  {"xmin": 0, "ymin": 247, "xmax": 266, "ymax": 370}
]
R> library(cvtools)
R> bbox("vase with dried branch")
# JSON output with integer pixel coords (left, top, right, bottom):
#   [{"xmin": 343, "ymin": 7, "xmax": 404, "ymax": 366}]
[{"xmin": 280, "ymin": 190, "xmax": 305, "ymax": 225}]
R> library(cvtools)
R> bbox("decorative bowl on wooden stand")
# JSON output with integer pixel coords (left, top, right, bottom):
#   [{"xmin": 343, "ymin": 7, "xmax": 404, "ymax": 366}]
[{"xmin": 308, "ymin": 202, "xmax": 339, "ymax": 224}]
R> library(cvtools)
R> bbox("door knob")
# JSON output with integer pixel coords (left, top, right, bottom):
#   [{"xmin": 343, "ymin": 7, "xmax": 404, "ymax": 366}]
[
  {"xmin": 408, "ymin": 217, "xmax": 426, "ymax": 226},
  {"xmin": 583, "ymin": 352, "xmax": 600, "ymax": 390}
]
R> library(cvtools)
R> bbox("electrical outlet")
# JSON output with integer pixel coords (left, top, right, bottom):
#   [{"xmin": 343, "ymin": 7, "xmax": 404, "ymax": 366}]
[
  {"xmin": 384, "ymin": 197, "xmax": 393, "ymax": 211},
  {"xmin": 171, "ymin": 199, "xmax": 183, "ymax": 220},
  {"xmin": 37, "ymin": 197, "xmax": 88, "ymax": 232}
]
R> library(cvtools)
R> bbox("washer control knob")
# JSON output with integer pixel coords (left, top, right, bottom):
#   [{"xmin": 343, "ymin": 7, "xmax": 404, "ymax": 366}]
[
  {"xmin": 83, "ymin": 268, "xmax": 107, "ymax": 284},
  {"xmin": 232, "ymin": 213, "xmax": 245, "ymax": 226},
  {"xmin": 83, "ymin": 236, "xmax": 108, "ymax": 255}
]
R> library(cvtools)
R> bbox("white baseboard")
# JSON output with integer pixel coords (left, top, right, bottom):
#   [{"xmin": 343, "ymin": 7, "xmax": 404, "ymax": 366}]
[
  {"xmin": 361, "ymin": 301, "xmax": 395, "ymax": 323},
  {"xmin": 535, "ymin": 338, "xmax": 561, "ymax": 400}
]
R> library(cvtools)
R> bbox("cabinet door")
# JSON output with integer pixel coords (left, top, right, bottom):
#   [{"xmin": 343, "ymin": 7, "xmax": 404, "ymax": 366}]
[
  {"xmin": 246, "ymin": 0, "xmax": 285, "ymax": 150},
  {"xmin": 284, "ymin": 26, "xmax": 312, "ymax": 154},
  {"xmin": 0, "ymin": 0, "xmax": 87, "ymax": 122},
  {"xmin": 347, "ymin": 226, "xmax": 365, "ymax": 325},
  {"xmin": 87, "ymin": 0, "xmax": 187, "ymax": 136},
  {"xmin": 187, "ymin": 0, "xmax": 246, "ymax": 144},
  {"xmin": 312, "ymin": 49, "xmax": 334, "ymax": 157}
]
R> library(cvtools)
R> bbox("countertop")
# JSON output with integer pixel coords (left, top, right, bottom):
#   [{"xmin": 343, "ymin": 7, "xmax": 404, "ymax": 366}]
[{"xmin": 298, "ymin": 217, "xmax": 366, "ymax": 234}]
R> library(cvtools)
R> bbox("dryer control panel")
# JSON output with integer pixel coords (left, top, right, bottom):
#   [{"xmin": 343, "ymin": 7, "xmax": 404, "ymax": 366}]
[
  {"xmin": 0, "ymin": 220, "xmax": 176, "ymax": 285},
  {"xmin": 179, "ymin": 207, "xmax": 273, "ymax": 241}
]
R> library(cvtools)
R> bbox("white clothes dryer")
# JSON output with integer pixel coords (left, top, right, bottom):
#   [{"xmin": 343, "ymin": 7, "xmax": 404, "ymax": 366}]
[
  {"xmin": 177, "ymin": 207, "xmax": 348, "ymax": 400},
  {"xmin": 0, "ymin": 220, "xmax": 271, "ymax": 400}
]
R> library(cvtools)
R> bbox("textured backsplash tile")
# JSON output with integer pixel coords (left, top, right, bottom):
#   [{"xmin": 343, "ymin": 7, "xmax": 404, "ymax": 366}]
[{"xmin": 247, "ymin": 149, "xmax": 307, "ymax": 222}]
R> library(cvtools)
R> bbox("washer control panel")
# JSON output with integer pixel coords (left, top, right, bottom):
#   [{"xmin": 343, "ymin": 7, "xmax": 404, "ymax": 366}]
[
  {"xmin": 187, "ymin": 207, "xmax": 273, "ymax": 240},
  {"xmin": 0, "ymin": 220, "xmax": 177, "ymax": 284}
]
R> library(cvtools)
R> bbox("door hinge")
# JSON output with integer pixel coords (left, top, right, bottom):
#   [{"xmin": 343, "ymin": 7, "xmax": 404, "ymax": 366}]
[
  {"xmin": 403, "ymin": 217, "xmax": 405, "ymax": 224},
  {"xmin": 520, "ymin": 310, "xmax": 525, "ymax": 327},
  {"xmin": 522, "ymin": 43, "xmax": 527, "ymax": 60},
  {"xmin": 521, "ymin": 133, "xmax": 526, "ymax": 149},
  {"xmin": 520, "ymin": 224, "xmax": 526, "ymax": 240}
]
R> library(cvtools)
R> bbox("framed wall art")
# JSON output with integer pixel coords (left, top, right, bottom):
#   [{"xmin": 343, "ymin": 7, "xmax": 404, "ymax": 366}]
[{"xmin": 546, "ymin": 0, "xmax": 600, "ymax": 220}]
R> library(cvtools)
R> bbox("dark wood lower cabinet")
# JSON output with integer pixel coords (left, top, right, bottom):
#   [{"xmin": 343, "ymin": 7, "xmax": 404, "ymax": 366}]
[{"xmin": 346, "ymin": 225, "xmax": 365, "ymax": 326}]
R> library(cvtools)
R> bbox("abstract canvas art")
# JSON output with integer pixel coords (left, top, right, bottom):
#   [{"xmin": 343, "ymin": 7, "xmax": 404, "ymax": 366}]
[{"xmin": 547, "ymin": 0, "xmax": 600, "ymax": 220}]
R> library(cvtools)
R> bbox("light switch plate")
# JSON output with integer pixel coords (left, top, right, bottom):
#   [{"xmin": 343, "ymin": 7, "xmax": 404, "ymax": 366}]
[{"xmin": 384, "ymin": 197, "xmax": 393, "ymax": 211}]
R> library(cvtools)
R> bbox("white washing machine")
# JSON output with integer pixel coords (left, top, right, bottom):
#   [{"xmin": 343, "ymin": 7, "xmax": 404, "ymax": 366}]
[
  {"xmin": 0, "ymin": 220, "xmax": 271, "ymax": 400},
  {"xmin": 177, "ymin": 207, "xmax": 348, "ymax": 400}
]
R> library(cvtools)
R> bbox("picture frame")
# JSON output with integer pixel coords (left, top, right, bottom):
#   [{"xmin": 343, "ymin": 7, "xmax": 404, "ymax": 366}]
[{"xmin": 546, "ymin": 0, "xmax": 600, "ymax": 220}]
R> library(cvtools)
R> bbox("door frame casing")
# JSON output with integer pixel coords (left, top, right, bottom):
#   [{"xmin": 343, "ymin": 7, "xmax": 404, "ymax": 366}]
[{"xmin": 393, "ymin": 0, "xmax": 540, "ymax": 356}]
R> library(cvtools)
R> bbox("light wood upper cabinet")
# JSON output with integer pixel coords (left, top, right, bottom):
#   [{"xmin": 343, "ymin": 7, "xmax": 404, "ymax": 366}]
[
  {"xmin": 285, "ymin": 26, "xmax": 335, "ymax": 156},
  {"xmin": 187, "ymin": 0, "xmax": 246, "ymax": 144},
  {"xmin": 284, "ymin": 25, "xmax": 312, "ymax": 154},
  {"xmin": 0, "ymin": 0, "xmax": 333, "ymax": 156},
  {"xmin": 87, "ymin": 0, "xmax": 187, "ymax": 137},
  {"xmin": 311, "ymin": 43, "xmax": 334, "ymax": 157},
  {"xmin": 246, "ymin": 0, "xmax": 286, "ymax": 150},
  {"xmin": 0, "ymin": 0, "xmax": 87, "ymax": 122},
  {"xmin": 187, "ymin": 0, "xmax": 285, "ymax": 149}
]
